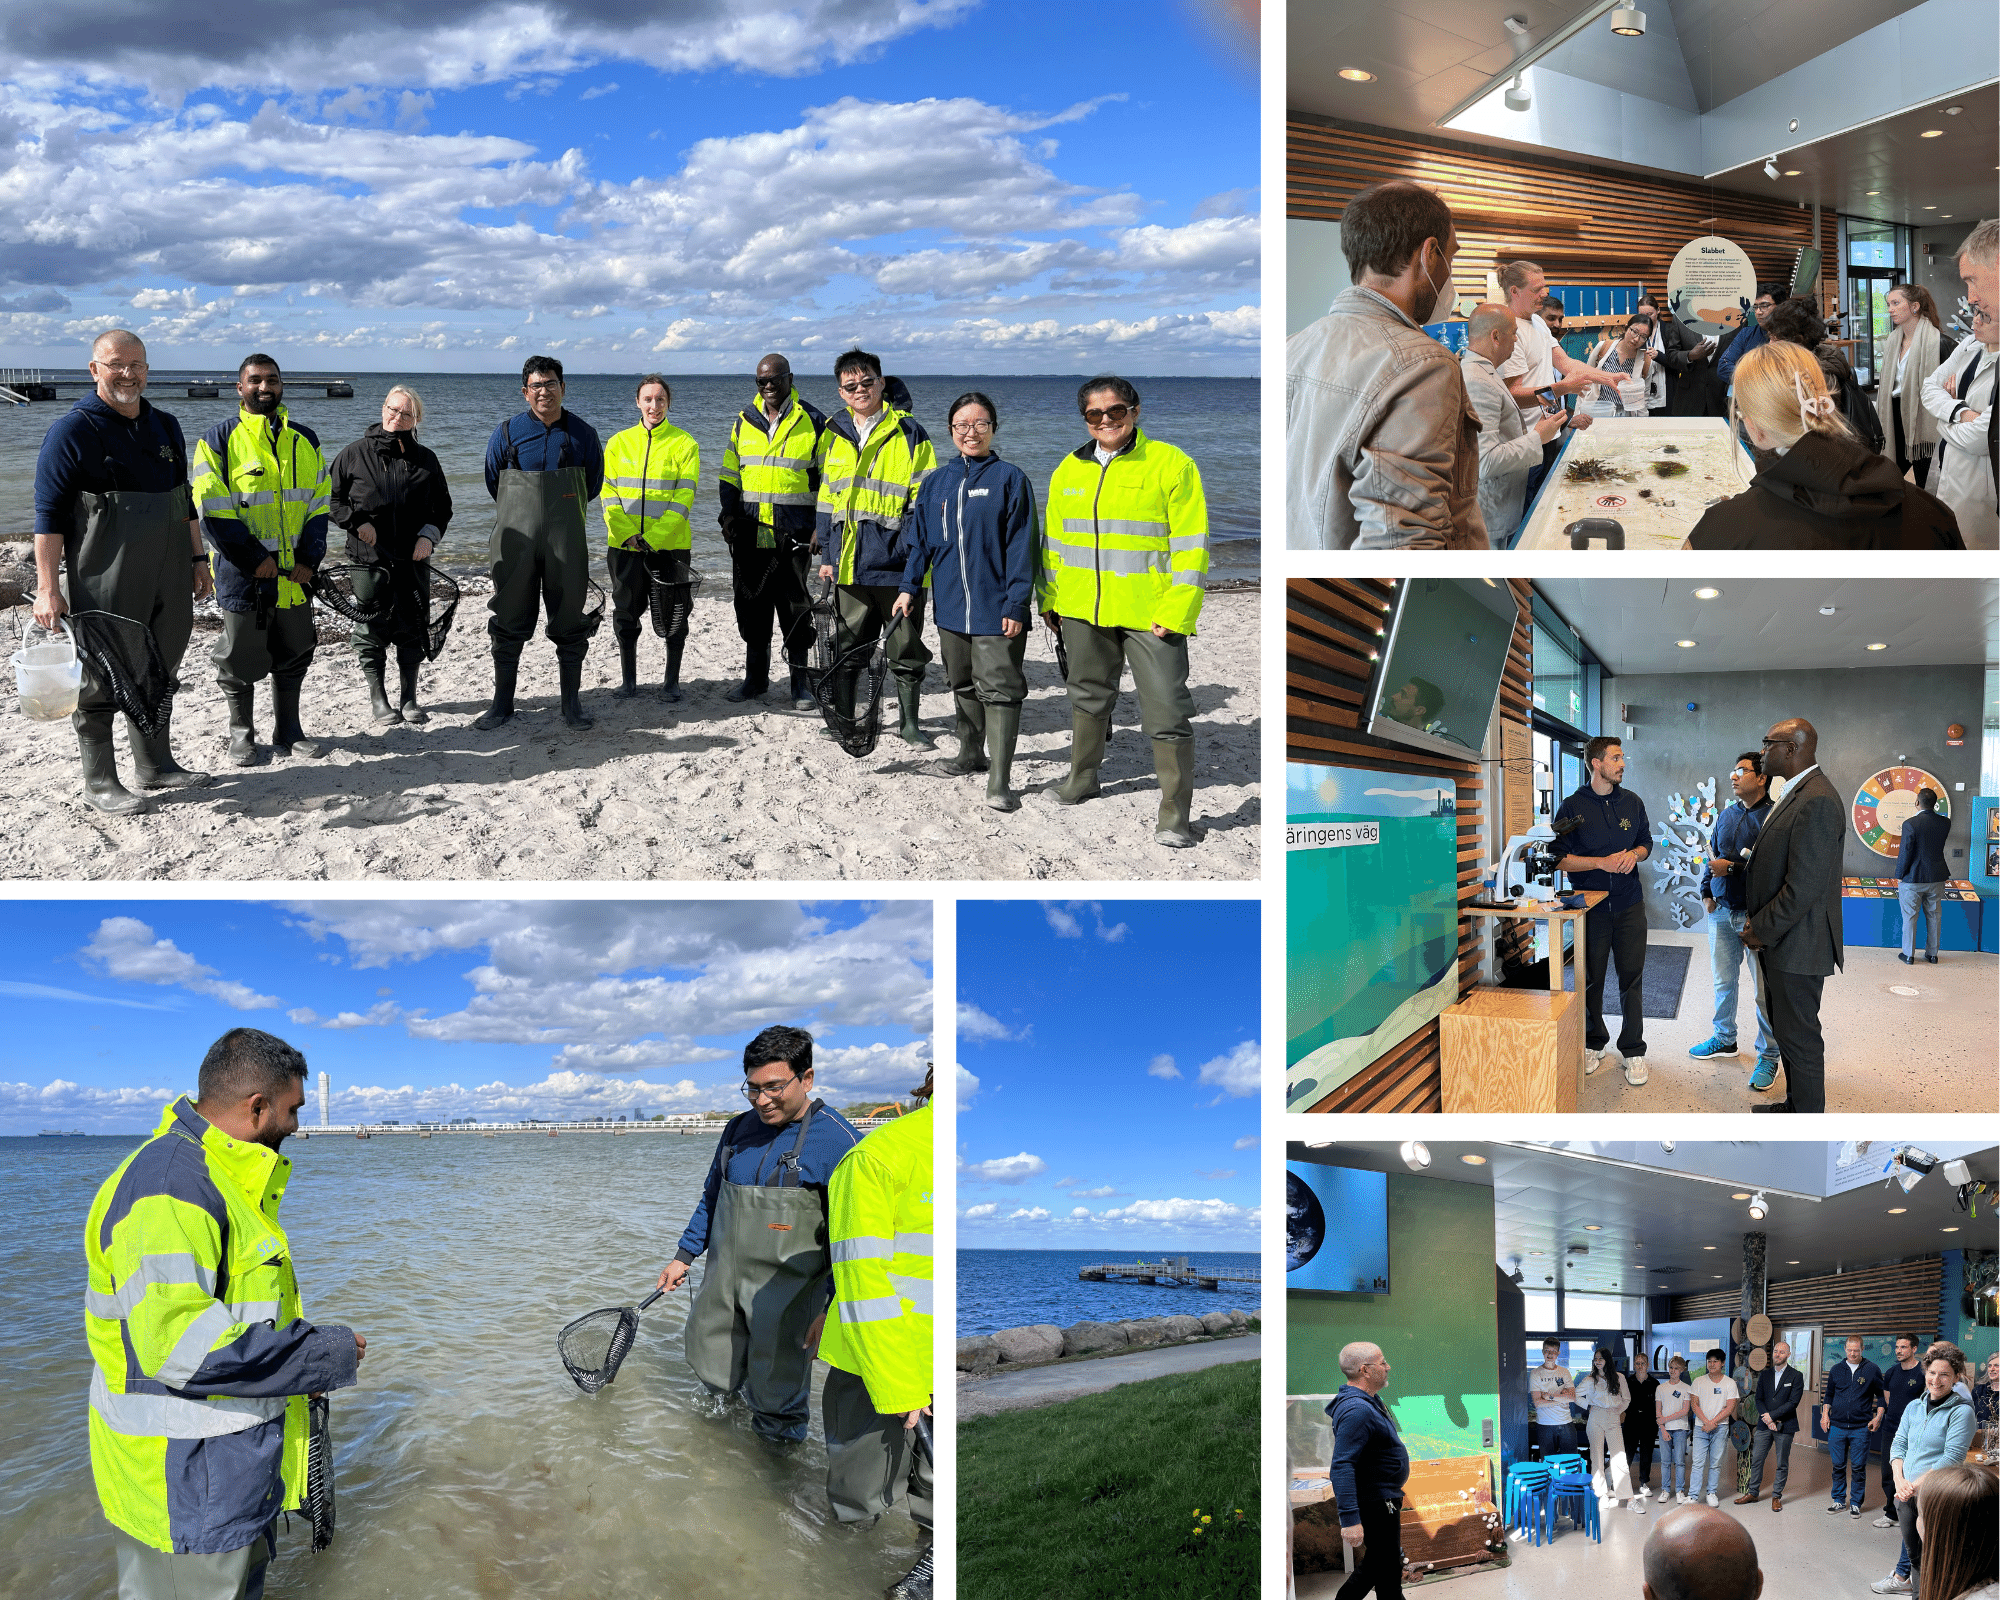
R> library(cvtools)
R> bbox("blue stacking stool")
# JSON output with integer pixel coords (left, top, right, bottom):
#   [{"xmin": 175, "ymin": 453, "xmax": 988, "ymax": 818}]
[
  {"xmin": 1506, "ymin": 1462, "xmax": 1554, "ymax": 1545},
  {"xmin": 1542, "ymin": 1451, "xmax": 1586, "ymax": 1477},
  {"xmin": 1549, "ymin": 1470, "xmax": 1602, "ymax": 1543}
]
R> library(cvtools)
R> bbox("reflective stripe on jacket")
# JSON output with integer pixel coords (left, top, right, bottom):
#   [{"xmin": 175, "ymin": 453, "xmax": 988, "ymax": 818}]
[
  {"xmin": 1038, "ymin": 428, "xmax": 1209, "ymax": 634},
  {"xmin": 814, "ymin": 407, "xmax": 937, "ymax": 584},
  {"xmin": 193, "ymin": 406, "xmax": 330, "ymax": 613},
  {"xmin": 84, "ymin": 1097, "xmax": 358, "ymax": 1554},
  {"xmin": 603, "ymin": 420, "xmax": 700, "ymax": 551},
  {"xmin": 816, "ymin": 1103, "xmax": 932, "ymax": 1415},
  {"xmin": 719, "ymin": 392, "xmax": 826, "ymax": 546}
]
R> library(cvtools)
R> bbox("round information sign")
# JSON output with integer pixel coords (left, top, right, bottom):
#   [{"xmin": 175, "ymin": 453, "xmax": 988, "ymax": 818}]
[
  {"xmin": 1852, "ymin": 765, "xmax": 1952, "ymax": 857},
  {"xmin": 1747, "ymin": 1312, "xmax": 1773, "ymax": 1345},
  {"xmin": 1666, "ymin": 236, "xmax": 1759, "ymax": 340}
]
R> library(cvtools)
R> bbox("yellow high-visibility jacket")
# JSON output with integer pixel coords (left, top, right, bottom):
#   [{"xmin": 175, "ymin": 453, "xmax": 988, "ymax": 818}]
[
  {"xmin": 1038, "ymin": 429, "xmax": 1209, "ymax": 635},
  {"xmin": 193, "ymin": 406, "xmax": 330, "ymax": 613},
  {"xmin": 83, "ymin": 1097, "xmax": 358, "ymax": 1554},
  {"xmin": 718, "ymin": 391, "xmax": 826, "ymax": 549},
  {"xmin": 814, "ymin": 407, "xmax": 936, "ymax": 585},
  {"xmin": 603, "ymin": 418, "xmax": 700, "ymax": 551},
  {"xmin": 818, "ymin": 1103, "xmax": 932, "ymax": 1415}
]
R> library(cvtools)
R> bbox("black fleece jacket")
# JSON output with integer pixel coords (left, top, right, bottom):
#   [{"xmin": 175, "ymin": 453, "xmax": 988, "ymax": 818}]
[{"xmin": 1686, "ymin": 430, "xmax": 1965, "ymax": 549}]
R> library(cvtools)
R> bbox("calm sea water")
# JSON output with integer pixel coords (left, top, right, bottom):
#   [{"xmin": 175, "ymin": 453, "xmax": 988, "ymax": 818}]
[
  {"xmin": 0, "ymin": 1130, "xmax": 921, "ymax": 1598},
  {"xmin": 958, "ymin": 1248, "xmax": 1261, "ymax": 1337},
  {"xmin": 0, "ymin": 372, "xmax": 1260, "ymax": 578}
]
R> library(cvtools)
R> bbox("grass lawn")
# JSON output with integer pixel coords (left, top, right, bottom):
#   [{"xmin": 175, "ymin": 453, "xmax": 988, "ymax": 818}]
[{"xmin": 958, "ymin": 1358, "xmax": 1259, "ymax": 1600}]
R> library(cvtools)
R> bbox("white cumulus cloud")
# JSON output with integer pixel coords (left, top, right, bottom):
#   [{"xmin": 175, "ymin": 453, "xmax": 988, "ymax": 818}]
[
  {"xmin": 958, "ymin": 1002, "xmax": 1027, "ymax": 1043},
  {"xmin": 1147, "ymin": 1053, "xmax": 1180, "ymax": 1080},
  {"xmin": 963, "ymin": 1202, "xmax": 997, "ymax": 1218},
  {"xmin": 1195, "ymin": 1039, "xmax": 1260, "ymax": 1098},
  {"xmin": 961, "ymin": 1151, "xmax": 1047, "ymax": 1184},
  {"xmin": 79, "ymin": 917, "xmax": 281, "ymax": 1011}
]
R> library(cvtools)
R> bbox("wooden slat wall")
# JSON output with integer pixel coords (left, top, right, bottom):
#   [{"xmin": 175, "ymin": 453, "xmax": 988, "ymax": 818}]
[
  {"xmin": 1288, "ymin": 578, "xmax": 1535, "ymax": 1113},
  {"xmin": 1289, "ymin": 115, "xmax": 1839, "ymax": 316},
  {"xmin": 1668, "ymin": 1259, "xmax": 1943, "ymax": 1337}
]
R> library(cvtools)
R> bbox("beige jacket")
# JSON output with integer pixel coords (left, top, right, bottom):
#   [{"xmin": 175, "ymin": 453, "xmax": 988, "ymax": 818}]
[
  {"xmin": 1460, "ymin": 350, "xmax": 1546, "ymax": 546},
  {"xmin": 1285, "ymin": 286, "xmax": 1487, "ymax": 550}
]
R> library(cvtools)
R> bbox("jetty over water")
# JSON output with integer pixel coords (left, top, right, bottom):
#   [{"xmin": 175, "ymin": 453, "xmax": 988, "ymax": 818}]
[
  {"xmin": 1079, "ymin": 1257, "xmax": 1260, "ymax": 1292},
  {"xmin": 0, "ymin": 369, "xmax": 356, "ymax": 403}
]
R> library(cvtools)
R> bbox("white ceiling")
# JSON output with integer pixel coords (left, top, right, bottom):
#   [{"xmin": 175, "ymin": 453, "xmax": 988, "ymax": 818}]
[
  {"xmin": 1289, "ymin": 1141, "xmax": 1998, "ymax": 1298},
  {"xmin": 1531, "ymin": 578, "xmax": 1999, "ymax": 674}
]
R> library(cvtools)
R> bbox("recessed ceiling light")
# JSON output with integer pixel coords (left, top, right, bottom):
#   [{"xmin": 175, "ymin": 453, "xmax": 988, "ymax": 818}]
[
  {"xmin": 1461, "ymin": 1153, "xmax": 1488, "ymax": 1165},
  {"xmin": 1583, "ymin": 1224, "xmax": 1603, "ymax": 1231},
  {"xmin": 1942, "ymin": 1226, "xmax": 1960, "ymax": 1232},
  {"xmin": 1786, "ymin": 1260, "xmax": 1800, "ymax": 1265},
  {"xmin": 1676, "ymin": 638, "xmax": 1698, "ymax": 648},
  {"xmin": 1694, "ymin": 587, "xmax": 1720, "ymax": 599},
  {"xmin": 1819, "ymin": 605, "xmax": 1837, "ymax": 614},
  {"xmin": 1942, "ymin": 215, "xmax": 1953, "ymax": 219},
  {"xmin": 1783, "ymin": 169, "xmax": 1800, "ymax": 176},
  {"xmin": 1657, "ymin": 1283, "xmax": 1668, "ymax": 1288},
  {"xmin": 1888, "ymin": 1206, "xmax": 1908, "ymax": 1214},
  {"xmin": 1945, "ymin": 106, "xmax": 1963, "ymax": 115},
  {"xmin": 1731, "ymin": 1192, "xmax": 1751, "ymax": 1200},
  {"xmin": 1339, "ymin": 68, "xmax": 1376, "ymax": 82},
  {"xmin": 1713, "ymin": 1274, "xmax": 1724, "ymax": 1279},
  {"xmin": 1920, "ymin": 130, "xmax": 1944, "ymax": 138},
  {"xmin": 1703, "ymin": 1245, "xmax": 1717, "ymax": 1250},
  {"xmin": 1924, "ymin": 206, "xmax": 1938, "ymax": 211},
  {"xmin": 1867, "ymin": 642, "xmax": 1888, "ymax": 651}
]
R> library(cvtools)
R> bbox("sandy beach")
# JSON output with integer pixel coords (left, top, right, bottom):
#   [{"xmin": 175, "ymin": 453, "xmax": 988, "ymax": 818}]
[{"xmin": 0, "ymin": 544, "xmax": 1259, "ymax": 882}]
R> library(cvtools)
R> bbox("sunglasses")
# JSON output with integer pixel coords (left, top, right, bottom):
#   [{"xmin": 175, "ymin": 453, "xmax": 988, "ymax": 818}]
[{"xmin": 1082, "ymin": 404, "xmax": 1133, "ymax": 425}]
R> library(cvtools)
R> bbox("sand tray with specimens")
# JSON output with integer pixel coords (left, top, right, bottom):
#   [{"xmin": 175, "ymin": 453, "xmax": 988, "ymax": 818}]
[{"xmin": 1515, "ymin": 420, "xmax": 1753, "ymax": 550}]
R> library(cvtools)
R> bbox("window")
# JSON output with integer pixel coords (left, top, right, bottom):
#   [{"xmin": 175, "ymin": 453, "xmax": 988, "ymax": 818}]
[
  {"xmin": 1531, "ymin": 623, "xmax": 1584, "ymax": 729},
  {"xmin": 1563, "ymin": 1292, "xmax": 1629, "ymax": 1330},
  {"xmin": 1523, "ymin": 1289, "xmax": 1558, "ymax": 1327}
]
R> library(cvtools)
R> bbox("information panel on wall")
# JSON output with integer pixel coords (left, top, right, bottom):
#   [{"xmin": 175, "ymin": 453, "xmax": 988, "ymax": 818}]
[{"xmin": 1665, "ymin": 236, "xmax": 1758, "ymax": 340}]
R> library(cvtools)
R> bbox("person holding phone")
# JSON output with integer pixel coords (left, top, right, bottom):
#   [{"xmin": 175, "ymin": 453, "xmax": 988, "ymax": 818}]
[{"xmin": 1460, "ymin": 303, "xmax": 1585, "ymax": 546}]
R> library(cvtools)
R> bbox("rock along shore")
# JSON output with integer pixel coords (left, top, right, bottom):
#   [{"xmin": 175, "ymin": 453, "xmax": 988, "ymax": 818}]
[{"xmin": 957, "ymin": 1308, "xmax": 1254, "ymax": 1374}]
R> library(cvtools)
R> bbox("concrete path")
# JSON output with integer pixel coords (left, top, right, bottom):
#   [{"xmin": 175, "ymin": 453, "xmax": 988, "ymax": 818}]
[{"xmin": 958, "ymin": 1334, "xmax": 1261, "ymax": 1420}]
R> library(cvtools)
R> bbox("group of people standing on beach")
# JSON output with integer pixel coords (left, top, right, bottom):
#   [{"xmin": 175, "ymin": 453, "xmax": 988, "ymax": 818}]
[{"xmin": 30, "ymin": 331, "xmax": 1214, "ymax": 846}]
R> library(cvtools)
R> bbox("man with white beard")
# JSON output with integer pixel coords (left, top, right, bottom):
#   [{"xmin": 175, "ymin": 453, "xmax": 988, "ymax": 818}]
[{"xmin": 32, "ymin": 329, "xmax": 212, "ymax": 813}]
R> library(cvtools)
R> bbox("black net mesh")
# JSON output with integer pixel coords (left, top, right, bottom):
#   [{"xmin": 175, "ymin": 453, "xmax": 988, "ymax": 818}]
[
  {"xmin": 312, "ymin": 563, "xmax": 460, "ymax": 663},
  {"xmin": 807, "ymin": 601, "xmax": 908, "ymax": 760},
  {"xmin": 423, "ymin": 569, "xmax": 459, "ymax": 663},
  {"xmin": 644, "ymin": 552, "xmax": 703, "ymax": 641},
  {"xmin": 558, "ymin": 1305, "xmax": 640, "ymax": 1393},
  {"xmin": 581, "ymin": 577, "xmax": 608, "ymax": 640},
  {"xmin": 309, "ymin": 564, "xmax": 375, "ymax": 624},
  {"xmin": 68, "ymin": 610, "xmax": 173, "ymax": 736},
  {"xmin": 305, "ymin": 1395, "xmax": 336, "ymax": 1552}
]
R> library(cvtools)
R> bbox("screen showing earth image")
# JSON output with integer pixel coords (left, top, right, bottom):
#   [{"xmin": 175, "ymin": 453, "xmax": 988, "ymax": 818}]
[
  {"xmin": 1286, "ymin": 765, "xmax": 1459, "ymax": 1108},
  {"xmin": 1286, "ymin": 1163, "xmax": 1390, "ymax": 1294}
]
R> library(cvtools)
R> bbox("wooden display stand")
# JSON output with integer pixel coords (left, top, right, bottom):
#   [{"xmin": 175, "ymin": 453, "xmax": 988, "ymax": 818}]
[
  {"xmin": 1400, "ymin": 1457, "xmax": 1506, "ymax": 1578},
  {"xmin": 1439, "ymin": 987, "xmax": 1583, "ymax": 1113}
]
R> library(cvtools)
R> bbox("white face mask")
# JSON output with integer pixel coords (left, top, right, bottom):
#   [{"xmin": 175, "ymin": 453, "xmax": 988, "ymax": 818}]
[{"xmin": 1418, "ymin": 242, "xmax": 1449, "ymax": 321}]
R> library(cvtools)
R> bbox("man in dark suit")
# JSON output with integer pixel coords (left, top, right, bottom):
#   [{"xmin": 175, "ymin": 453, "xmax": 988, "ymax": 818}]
[
  {"xmin": 1895, "ymin": 788, "xmax": 1952, "ymax": 964},
  {"xmin": 1741, "ymin": 717, "xmax": 1844, "ymax": 1114},
  {"xmin": 1736, "ymin": 1339, "xmax": 1806, "ymax": 1509}
]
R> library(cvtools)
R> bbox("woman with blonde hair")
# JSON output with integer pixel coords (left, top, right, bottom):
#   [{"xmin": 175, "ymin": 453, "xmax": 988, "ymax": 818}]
[
  {"xmin": 1687, "ymin": 340, "xmax": 1963, "ymax": 548},
  {"xmin": 1876, "ymin": 283, "xmax": 1955, "ymax": 489}
]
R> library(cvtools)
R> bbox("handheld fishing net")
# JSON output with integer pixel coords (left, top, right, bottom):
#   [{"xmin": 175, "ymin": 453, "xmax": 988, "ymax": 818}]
[
  {"xmin": 68, "ymin": 609, "xmax": 173, "ymax": 737},
  {"xmin": 805, "ymin": 582, "xmax": 907, "ymax": 759},
  {"xmin": 304, "ymin": 1394, "xmax": 336, "ymax": 1552},
  {"xmin": 558, "ymin": 1287, "xmax": 664, "ymax": 1393},
  {"xmin": 311, "ymin": 563, "xmax": 461, "ymax": 662},
  {"xmin": 644, "ymin": 552, "xmax": 704, "ymax": 641}
]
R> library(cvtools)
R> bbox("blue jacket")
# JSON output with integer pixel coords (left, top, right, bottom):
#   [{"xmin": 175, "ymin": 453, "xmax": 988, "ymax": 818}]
[
  {"xmin": 1891, "ymin": 1388, "xmax": 1975, "ymax": 1479},
  {"xmin": 483, "ymin": 410, "xmax": 604, "ymax": 501},
  {"xmin": 1719, "ymin": 322, "xmax": 1769, "ymax": 389},
  {"xmin": 1327, "ymin": 1383, "xmax": 1410, "ymax": 1527},
  {"xmin": 1708, "ymin": 795, "xmax": 1773, "ymax": 908},
  {"xmin": 899, "ymin": 451, "xmax": 1037, "ymax": 635},
  {"xmin": 1822, "ymin": 1357, "xmax": 1886, "ymax": 1429},
  {"xmin": 672, "ymin": 1102, "xmax": 863, "ymax": 1263},
  {"xmin": 1896, "ymin": 808, "xmax": 1950, "ymax": 882},
  {"xmin": 34, "ymin": 393, "xmax": 191, "ymax": 534},
  {"xmin": 1552, "ymin": 783, "xmax": 1655, "ymax": 912}
]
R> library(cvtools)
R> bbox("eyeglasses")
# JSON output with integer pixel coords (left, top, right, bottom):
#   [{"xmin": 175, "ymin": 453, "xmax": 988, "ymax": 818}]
[
  {"xmin": 951, "ymin": 418, "xmax": 993, "ymax": 434},
  {"xmin": 524, "ymin": 380, "xmax": 563, "ymax": 393},
  {"xmin": 838, "ymin": 377, "xmax": 881, "ymax": 394},
  {"xmin": 95, "ymin": 361, "xmax": 148, "ymax": 375},
  {"xmin": 742, "ymin": 1074, "xmax": 800, "ymax": 1101},
  {"xmin": 1082, "ymin": 405, "xmax": 1133, "ymax": 425},
  {"xmin": 1758, "ymin": 735, "xmax": 1794, "ymax": 748}
]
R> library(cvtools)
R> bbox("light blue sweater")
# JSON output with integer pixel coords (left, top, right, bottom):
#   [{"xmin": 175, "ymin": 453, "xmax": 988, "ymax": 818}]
[{"xmin": 1890, "ymin": 1388, "xmax": 1975, "ymax": 1479}]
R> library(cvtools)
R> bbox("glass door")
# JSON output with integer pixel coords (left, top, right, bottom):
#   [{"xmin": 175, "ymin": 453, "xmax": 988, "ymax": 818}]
[
  {"xmin": 1783, "ymin": 1324, "xmax": 1823, "ymax": 1447},
  {"xmin": 1845, "ymin": 271, "xmax": 1898, "ymax": 387}
]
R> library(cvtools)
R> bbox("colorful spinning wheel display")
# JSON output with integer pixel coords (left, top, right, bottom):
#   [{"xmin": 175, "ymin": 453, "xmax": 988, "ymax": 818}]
[{"xmin": 1852, "ymin": 765, "xmax": 1951, "ymax": 857}]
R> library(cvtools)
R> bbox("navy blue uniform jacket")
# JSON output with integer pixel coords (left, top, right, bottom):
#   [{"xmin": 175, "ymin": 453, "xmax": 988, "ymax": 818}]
[
  {"xmin": 1822, "ymin": 1358, "xmax": 1886, "ymax": 1428},
  {"xmin": 34, "ymin": 394, "xmax": 191, "ymax": 533},
  {"xmin": 483, "ymin": 410, "xmax": 604, "ymax": 501},
  {"xmin": 1708, "ymin": 796, "xmax": 1772, "ymax": 908},
  {"xmin": 899, "ymin": 451, "xmax": 1038, "ymax": 634},
  {"xmin": 1327, "ymin": 1383, "xmax": 1410, "ymax": 1528},
  {"xmin": 1553, "ymin": 783, "xmax": 1655, "ymax": 912}
]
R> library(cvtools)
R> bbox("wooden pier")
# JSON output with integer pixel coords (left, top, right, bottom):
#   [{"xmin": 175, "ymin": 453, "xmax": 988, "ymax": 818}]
[
  {"xmin": 0, "ymin": 370, "xmax": 356, "ymax": 403},
  {"xmin": 1078, "ymin": 1257, "xmax": 1260, "ymax": 1292}
]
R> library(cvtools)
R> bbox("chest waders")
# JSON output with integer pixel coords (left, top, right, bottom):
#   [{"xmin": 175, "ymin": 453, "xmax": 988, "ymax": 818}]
[
  {"xmin": 478, "ymin": 463, "xmax": 599, "ymax": 731},
  {"xmin": 347, "ymin": 454, "xmax": 432, "ymax": 727},
  {"xmin": 66, "ymin": 487, "xmax": 210, "ymax": 810},
  {"xmin": 684, "ymin": 1105, "xmax": 830, "ymax": 1442}
]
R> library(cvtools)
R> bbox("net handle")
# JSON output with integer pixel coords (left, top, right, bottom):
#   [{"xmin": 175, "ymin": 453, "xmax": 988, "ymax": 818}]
[{"xmin": 636, "ymin": 1288, "xmax": 665, "ymax": 1313}]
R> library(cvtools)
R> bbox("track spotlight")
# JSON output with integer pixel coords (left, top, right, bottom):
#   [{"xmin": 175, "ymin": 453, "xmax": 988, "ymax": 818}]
[
  {"xmin": 1610, "ymin": 6, "xmax": 1647, "ymax": 35},
  {"xmin": 1748, "ymin": 1192, "xmax": 1768, "ymax": 1221},
  {"xmin": 1763, "ymin": 158, "xmax": 1781, "ymax": 180},
  {"xmin": 1400, "ymin": 1141, "xmax": 1431, "ymax": 1170},
  {"xmin": 1661, "ymin": 1140, "xmax": 1675, "ymax": 1154},
  {"xmin": 1505, "ymin": 73, "xmax": 1531, "ymax": 112}
]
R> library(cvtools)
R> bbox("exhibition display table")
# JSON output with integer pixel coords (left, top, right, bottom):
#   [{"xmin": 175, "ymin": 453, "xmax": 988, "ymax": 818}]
[
  {"xmin": 1839, "ymin": 879, "xmax": 1990, "ymax": 951},
  {"xmin": 1513, "ymin": 417, "xmax": 1756, "ymax": 551}
]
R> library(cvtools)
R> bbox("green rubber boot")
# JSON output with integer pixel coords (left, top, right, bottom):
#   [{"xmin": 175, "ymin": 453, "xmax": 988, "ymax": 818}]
[
  {"xmin": 983, "ymin": 703, "xmax": 1021, "ymax": 812},
  {"xmin": 895, "ymin": 678, "xmax": 935, "ymax": 749},
  {"xmin": 128, "ymin": 710, "xmax": 211, "ymax": 789},
  {"xmin": 1152, "ymin": 736, "xmax": 1197, "ymax": 847},
  {"xmin": 934, "ymin": 693, "xmax": 988, "ymax": 775},
  {"xmin": 78, "ymin": 711, "xmax": 148, "ymax": 814},
  {"xmin": 1053, "ymin": 712, "xmax": 1109, "ymax": 804}
]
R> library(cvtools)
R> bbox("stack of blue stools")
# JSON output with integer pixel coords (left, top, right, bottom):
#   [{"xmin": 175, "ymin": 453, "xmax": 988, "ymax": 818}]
[
  {"xmin": 1549, "ymin": 1470, "xmax": 1602, "ymax": 1543},
  {"xmin": 1505, "ymin": 1462, "xmax": 1554, "ymax": 1545},
  {"xmin": 1542, "ymin": 1452, "xmax": 1586, "ymax": 1477}
]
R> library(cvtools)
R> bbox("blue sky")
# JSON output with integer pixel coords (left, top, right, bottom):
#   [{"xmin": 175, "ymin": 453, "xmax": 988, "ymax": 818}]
[
  {"xmin": 957, "ymin": 899, "xmax": 1261, "ymax": 1250},
  {"xmin": 0, "ymin": 900, "xmax": 931, "ymax": 1132},
  {"xmin": 0, "ymin": 1, "xmax": 1257, "ymax": 372}
]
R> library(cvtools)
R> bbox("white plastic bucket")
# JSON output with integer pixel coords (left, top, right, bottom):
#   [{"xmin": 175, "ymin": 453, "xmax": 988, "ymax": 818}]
[
  {"xmin": 13, "ymin": 618, "xmax": 81, "ymax": 721},
  {"xmin": 1616, "ymin": 377, "xmax": 1649, "ymax": 413}
]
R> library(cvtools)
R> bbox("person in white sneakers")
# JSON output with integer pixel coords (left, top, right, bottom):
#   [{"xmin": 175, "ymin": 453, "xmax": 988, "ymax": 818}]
[
  {"xmin": 1688, "ymin": 1349, "xmax": 1738, "ymax": 1507},
  {"xmin": 1657, "ymin": 1355, "xmax": 1696, "ymax": 1503},
  {"xmin": 1577, "ymin": 1346, "xmax": 1639, "ymax": 1510},
  {"xmin": 1625, "ymin": 1349, "xmax": 1662, "ymax": 1507},
  {"xmin": 1549, "ymin": 735, "xmax": 1653, "ymax": 1087}
]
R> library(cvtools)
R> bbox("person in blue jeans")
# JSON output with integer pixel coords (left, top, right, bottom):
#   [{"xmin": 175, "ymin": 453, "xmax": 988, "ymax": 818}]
[
  {"xmin": 1822, "ymin": 1334, "xmax": 1887, "ymax": 1517},
  {"xmin": 1656, "ymin": 1355, "xmax": 1695, "ymax": 1501},
  {"xmin": 1690, "ymin": 750, "xmax": 1781, "ymax": 1089},
  {"xmin": 1895, "ymin": 787, "xmax": 1952, "ymax": 964},
  {"xmin": 1688, "ymin": 1349, "xmax": 1737, "ymax": 1505}
]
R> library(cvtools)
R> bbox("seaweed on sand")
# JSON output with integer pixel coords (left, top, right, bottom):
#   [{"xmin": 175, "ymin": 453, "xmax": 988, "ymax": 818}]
[
  {"xmin": 1651, "ymin": 461, "xmax": 1690, "ymax": 478},
  {"xmin": 1564, "ymin": 458, "xmax": 1633, "ymax": 484}
]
